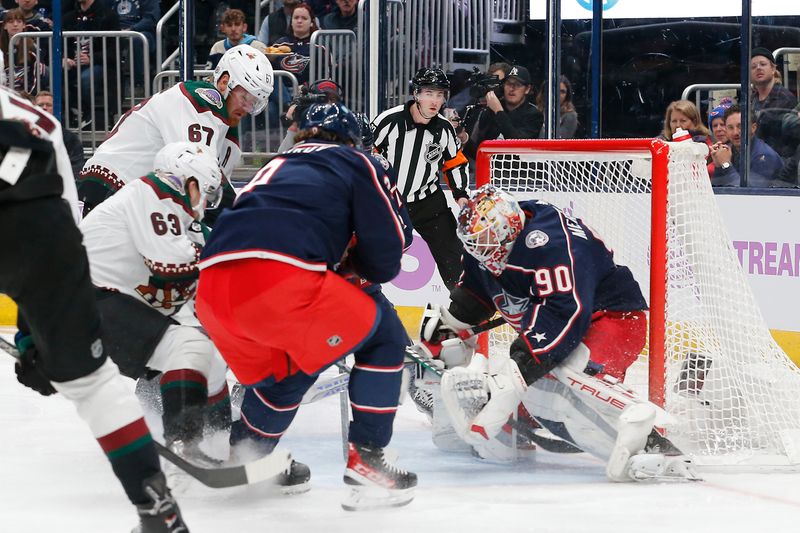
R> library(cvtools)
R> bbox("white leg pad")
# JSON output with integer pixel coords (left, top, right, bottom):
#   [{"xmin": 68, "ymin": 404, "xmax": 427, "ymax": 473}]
[
  {"xmin": 52, "ymin": 359, "xmax": 145, "ymax": 438},
  {"xmin": 606, "ymin": 402, "xmax": 656, "ymax": 482}
]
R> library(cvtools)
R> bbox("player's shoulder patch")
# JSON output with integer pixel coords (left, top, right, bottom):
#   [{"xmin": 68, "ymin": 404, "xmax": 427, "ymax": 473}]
[
  {"xmin": 195, "ymin": 87, "xmax": 223, "ymax": 109},
  {"xmin": 181, "ymin": 80, "xmax": 227, "ymax": 115},
  {"xmin": 525, "ymin": 230, "xmax": 549, "ymax": 249}
]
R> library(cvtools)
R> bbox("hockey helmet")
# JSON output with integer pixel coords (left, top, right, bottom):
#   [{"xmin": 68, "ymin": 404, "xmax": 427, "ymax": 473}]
[
  {"xmin": 299, "ymin": 102, "xmax": 363, "ymax": 148},
  {"xmin": 154, "ymin": 142, "xmax": 223, "ymax": 219},
  {"xmin": 308, "ymin": 78, "xmax": 343, "ymax": 101},
  {"xmin": 457, "ymin": 185, "xmax": 525, "ymax": 275},
  {"xmin": 411, "ymin": 67, "xmax": 450, "ymax": 94},
  {"xmin": 213, "ymin": 44, "xmax": 274, "ymax": 115}
]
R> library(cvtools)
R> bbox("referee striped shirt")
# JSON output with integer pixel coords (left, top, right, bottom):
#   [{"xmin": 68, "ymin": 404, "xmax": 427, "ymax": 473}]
[{"xmin": 372, "ymin": 102, "xmax": 470, "ymax": 203}]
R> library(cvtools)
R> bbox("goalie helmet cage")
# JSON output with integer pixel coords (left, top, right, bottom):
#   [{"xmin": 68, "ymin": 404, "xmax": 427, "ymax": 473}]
[{"xmin": 475, "ymin": 138, "xmax": 800, "ymax": 468}]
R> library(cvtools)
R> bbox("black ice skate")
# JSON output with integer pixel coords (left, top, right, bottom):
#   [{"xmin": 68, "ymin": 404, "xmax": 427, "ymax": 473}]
[
  {"xmin": 131, "ymin": 472, "xmax": 188, "ymax": 533},
  {"xmin": 342, "ymin": 442, "xmax": 417, "ymax": 511}
]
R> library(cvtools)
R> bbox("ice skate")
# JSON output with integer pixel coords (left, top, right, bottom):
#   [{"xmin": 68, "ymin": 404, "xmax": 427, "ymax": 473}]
[
  {"xmin": 131, "ymin": 472, "xmax": 188, "ymax": 533},
  {"xmin": 342, "ymin": 442, "xmax": 417, "ymax": 511},
  {"xmin": 626, "ymin": 452, "xmax": 702, "ymax": 482},
  {"xmin": 229, "ymin": 439, "xmax": 310, "ymax": 495}
]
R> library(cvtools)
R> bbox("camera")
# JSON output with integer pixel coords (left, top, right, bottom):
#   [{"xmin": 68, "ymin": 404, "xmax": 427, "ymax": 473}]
[
  {"xmin": 467, "ymin": 67, "xmax": 503, "ymax": 99},
  {"xmin": 282, "ymin": 90, "xmax": 330, "ymax": 127}
]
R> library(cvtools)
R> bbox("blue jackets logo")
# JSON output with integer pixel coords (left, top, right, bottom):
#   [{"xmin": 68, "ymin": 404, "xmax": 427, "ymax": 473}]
[
  {"xmin": 492, "ymin": 291, "xmax": 529, "ymax": 330},
  {"xmin": 525, "ymin": 230, "xmax": 549, "ymax": 249}
]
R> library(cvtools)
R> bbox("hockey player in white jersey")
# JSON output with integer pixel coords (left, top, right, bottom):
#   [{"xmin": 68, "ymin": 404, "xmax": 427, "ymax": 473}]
[
  {"xmin": 1, "ymin": 86, "xmax": 189, "ymax": 532},
  {"xmin": 80, "ymin": 142, "xmax": 232, "ymax": 465},
  {"xmin": 78, "ymin": 43, "xmax": 274, "ymax": 216}
]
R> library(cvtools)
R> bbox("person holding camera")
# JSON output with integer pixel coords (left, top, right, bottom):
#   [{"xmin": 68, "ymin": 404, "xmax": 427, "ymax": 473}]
[
  {"xmin": 277, "ymin": 78, "xmax": 343, "ymax": 152},
  {"xmin": 463, "ymin": 65, "xmax": 543, "ymax": 160}
]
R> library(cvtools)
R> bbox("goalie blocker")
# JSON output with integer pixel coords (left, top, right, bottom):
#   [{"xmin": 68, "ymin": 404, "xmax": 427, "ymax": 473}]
[{"xmin": 425, "ymin": 185, "xmax": 699, "ymax": 481}]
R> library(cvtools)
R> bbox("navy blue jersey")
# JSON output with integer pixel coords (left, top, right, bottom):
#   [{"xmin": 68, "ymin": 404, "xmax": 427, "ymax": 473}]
[
  {"xmin": 460, "ymin": 199, "xmax": 647, "ymax": 363},
  {"xmin": 200, "ymin": 141, "xmax": 407, "ymax": 284}
]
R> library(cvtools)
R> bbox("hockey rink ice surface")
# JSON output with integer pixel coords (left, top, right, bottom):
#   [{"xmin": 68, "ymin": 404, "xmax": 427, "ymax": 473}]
[{"xmin": 2, "ymin": 338, "xmax": 799, "ymax": 533}]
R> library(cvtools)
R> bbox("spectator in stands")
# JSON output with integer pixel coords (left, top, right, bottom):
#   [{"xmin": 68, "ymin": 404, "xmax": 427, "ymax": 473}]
[
  {"xmin": 657, "ymin": 99, "xmax": 711, "ymax": 142},
  {"xmin": 710, "ymin": 104, "xmax": 784, "ymax": 187},
  {"xmin": 708, "ymin": 97, "xmax": 734, "ymax": 143},
  {"xmin": 1, "ymin": 8, "xmax": 42, "ymax": 92},
  {"xmin": 462, "ymin": 65, "xmax": 542, "ymax": 159},
  {"xmin": 258, "ymin": 0, "xmax": 300, "ymax": 47},
  {"xmin": 321, "ymin": 0, "xmax": 356, "ymax": 30},
  {"xmin": 109, "ymin": 0, "xmax": 158, "ymax": 93},
  {"xmin": 269, "ymin": 2, "xmax": 321, "ymax": 88},
  {"xmin": 35, "ymin": 90, "xmax": 85, "ymax": 179},
  {"xmin": 536, "ymin": 74, "xmax": 578, "ymax": 139},
  {"xmin": 751, "ymin": 47, "xmax": 797, "ymax": 114},
  {"xmin": 15, "ymin": 0, "xmax": 51, "ymax": 31},
  {"xmin": 208, "ymin": 8, "xmax": 267, "ymax": 69},
  {"xmin": 63, "ymin": 0, "xmax": 120, "ymax": 123}
]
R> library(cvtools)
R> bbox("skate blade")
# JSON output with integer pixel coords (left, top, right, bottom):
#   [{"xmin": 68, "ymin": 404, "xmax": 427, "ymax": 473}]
[{"xmin": 341, "ymin": 485, "xmax": 415, "ymax": 511}]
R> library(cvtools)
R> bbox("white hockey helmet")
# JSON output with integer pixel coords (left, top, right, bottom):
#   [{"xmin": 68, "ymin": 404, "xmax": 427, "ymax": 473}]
[
  {"xmin": 213, "ymin": 44, "xmax": 274, "ymax": 115},
  {"xmin": 456, "ymin": 185, "xmax": 525, "ymax": 275},
  {"xmin": 154, "ymin": 142, "xmax": 223, "ymax": 220}
]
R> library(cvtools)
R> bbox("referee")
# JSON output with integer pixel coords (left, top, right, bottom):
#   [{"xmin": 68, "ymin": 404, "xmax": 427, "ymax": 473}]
[{"xmin": 372, "ymin": 67, "xmax": 470, "ymax": 290}]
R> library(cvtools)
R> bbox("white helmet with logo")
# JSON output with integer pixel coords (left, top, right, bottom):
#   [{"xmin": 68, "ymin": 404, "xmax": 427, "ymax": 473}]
[
  {"xmin": 213, "ymin": 44, "xmax": 274, "ymax": 115},
  {"xmin": 154, "ymin": 142, "xmax": 223, "ymax": 220}
]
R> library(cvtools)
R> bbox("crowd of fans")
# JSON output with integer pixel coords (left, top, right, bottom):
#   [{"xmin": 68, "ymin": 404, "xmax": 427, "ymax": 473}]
[{"xmin": 1, "ymin": 1, "xmax": 799, "ymax": 187}]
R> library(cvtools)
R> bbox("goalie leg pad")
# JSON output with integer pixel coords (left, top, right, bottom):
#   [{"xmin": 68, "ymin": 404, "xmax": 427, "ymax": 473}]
[
  {"xmin": 626, "ymin": 453, "xmax": 701, "ymax": 482},
  {"xmin": 606, "ymin": 402, "xmax": 656, "ymax": 482}
]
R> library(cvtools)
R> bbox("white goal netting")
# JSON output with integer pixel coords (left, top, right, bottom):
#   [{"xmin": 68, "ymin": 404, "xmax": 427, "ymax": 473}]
[{"xmin": 479, "ymin": 140, "xmax": 800, "ymax": 467}]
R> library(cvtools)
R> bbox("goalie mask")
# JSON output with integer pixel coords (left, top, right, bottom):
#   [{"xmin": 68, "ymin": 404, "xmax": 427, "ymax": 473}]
[
  {"xmin": 154, "ymin": 142, "xmax": 223, "ymax": 220},
  {"xmin": 213, "ymin": 44, "xmax": 274, "ymax": 115},
  {"xmin": 457, "ymin": 185, "xmax": 525, "ymax": 275}
]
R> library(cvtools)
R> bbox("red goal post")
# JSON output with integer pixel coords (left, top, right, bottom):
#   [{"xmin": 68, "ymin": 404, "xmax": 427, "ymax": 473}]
[{"xmin": 474, "ymin": 139, "xmax": 800, "ymax": 466}]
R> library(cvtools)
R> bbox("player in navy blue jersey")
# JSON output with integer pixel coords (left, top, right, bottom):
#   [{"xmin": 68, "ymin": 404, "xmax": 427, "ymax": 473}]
[
  {"xmin": 421, "ymin": 185, "xmax": 698, "ymax": 482},
  {"xmin": 195, "ymin": 102, "xmax": 418, "ymax": 509}
]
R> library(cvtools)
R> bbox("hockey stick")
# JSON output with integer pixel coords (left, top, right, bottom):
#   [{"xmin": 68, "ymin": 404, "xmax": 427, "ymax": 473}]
[
  {"xmin": 153, "ymin": 441, "xmax": 292, "ymax": 489},
  {"xmin": 0, "ymin": 338, "xmax": 294, "ymax": 488},
  {"xmin": 0, "ymin": 336, "xmax": 19, "ymax": 359},
  {"xmin": 405, "ymin": 342, "xmax": 585, "ymax": 454}
]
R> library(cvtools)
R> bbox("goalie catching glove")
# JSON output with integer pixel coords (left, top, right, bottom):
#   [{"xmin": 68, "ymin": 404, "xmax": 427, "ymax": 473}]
[{"xmin": 440, "ymin": 352, "xmax": 527, "ymax": 446}]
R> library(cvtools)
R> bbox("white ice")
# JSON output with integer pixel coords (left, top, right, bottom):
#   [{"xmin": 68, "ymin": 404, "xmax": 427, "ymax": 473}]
[{"xmin": 2, "ymin": 338, "xmax": 799, "ymax": 533}]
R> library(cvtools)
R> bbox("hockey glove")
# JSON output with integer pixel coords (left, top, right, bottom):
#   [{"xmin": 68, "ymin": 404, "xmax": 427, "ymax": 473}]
[
  {"xmin": 15, "ymin": 346, "xmax": 57, "ymax": 396},
  {"xmin": 418, "ymin": 303, "xmax": 473, "ymax": 358}
]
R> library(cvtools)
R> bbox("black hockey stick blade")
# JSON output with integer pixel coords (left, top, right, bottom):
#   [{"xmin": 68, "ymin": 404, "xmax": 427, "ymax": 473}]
[
  {"xmin": 153, "ymin": 441, "xmax": 291, "ymax": 489},
  {"xmin": 507, "ymin": 418, "xmax": 583, "ymax": 454},
  {"xmin": 0, "ymin": 336, "xmax": 19, "ymax": 359}
]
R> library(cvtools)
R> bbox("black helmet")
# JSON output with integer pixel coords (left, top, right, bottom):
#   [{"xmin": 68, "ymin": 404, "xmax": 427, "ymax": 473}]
[{"xmin": 411, "ymin": 67, "xmax": 450, "ymax": 93}]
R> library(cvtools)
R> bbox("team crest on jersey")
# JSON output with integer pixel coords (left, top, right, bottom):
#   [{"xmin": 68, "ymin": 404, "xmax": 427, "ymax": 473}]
[
  {"xmin": 373, "ymin": 153, "xmax": 391, "ymax": 170},
  {"xmin": 525, "ymin": 230, "xmax": 549, "ymax": 249},
  {"xmin": 492, "ymin": 291, "xmax": 529, "ymax": 330},
  {"xmin": 196, "ymin": 88, "xmax": 223, "ymax": 109},
  {"xmin": 424, "ymin": 142, "xmax": 444, "ymax": 164}
]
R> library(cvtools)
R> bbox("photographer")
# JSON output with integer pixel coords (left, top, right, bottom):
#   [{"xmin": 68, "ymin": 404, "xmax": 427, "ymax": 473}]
[
  {"xmin": 463, "ymin": 65, "xmax": 543, "ymax": 160},
  {"xmin": 277, "ymin": 78, "xmax": 343, "ymax": 152}
]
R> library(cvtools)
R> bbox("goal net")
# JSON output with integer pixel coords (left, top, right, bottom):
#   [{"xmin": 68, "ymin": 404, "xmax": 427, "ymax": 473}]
[{"xmin": 476, "ymin": 139, "xmax": 800, "ymax": 467}]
